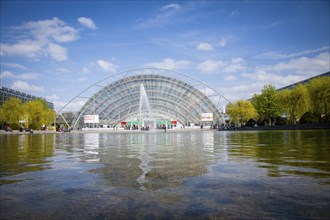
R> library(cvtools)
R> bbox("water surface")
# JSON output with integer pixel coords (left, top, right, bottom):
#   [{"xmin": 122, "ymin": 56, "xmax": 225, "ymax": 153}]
[{"xmin": 1, "ymin": 130, "xmax": 329, "ymax": 219}]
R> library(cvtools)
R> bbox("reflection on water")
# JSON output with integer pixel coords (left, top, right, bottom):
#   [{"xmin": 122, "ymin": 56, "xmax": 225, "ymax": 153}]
[
  {"xmin": 219, "ymin": 130, "xmax": 330, "ymax": 180},
  {"xmin": 84, "ymin": 133, "xmax": 100, "ymax": 163},
  {"xmin": 0, "ymin": 130, "xmax": 329, "ymax": 219},
  {"xmin": 86, "ymin": 132, "xmax": 210, "ymax": 190},
  {"xmin": 0, "ymin": 134, "xmax": 55, "ymax": 184}
]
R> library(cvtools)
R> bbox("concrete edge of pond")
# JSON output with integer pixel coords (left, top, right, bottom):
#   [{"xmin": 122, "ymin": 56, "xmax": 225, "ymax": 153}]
[
  {"xmin": 1, "ymin": 122, "xmax": 329, "ymax": 135},
  {"xmin": 220, "ymin": 122, "xmax": 330, "ymax": 131}
]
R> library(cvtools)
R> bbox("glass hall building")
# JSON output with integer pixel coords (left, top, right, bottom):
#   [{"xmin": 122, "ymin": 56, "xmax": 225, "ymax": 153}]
[{"xmin": 57, "ymin": 68, "xmax": 231, "ymax": 129}]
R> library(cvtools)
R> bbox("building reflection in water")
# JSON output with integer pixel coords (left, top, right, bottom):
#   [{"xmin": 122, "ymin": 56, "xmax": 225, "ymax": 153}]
[
  {"xmin": 83, "ymin": 133, "xmax": 100, "ymax": 163},
  {"xmin": 86, "ymin": 131, "xmax": 216, "ymax": 190},
  {"xmin": 0, "ymin": 134, "xmax": 56, "ymax": 184},
  {"xmin": 58, "ymin": 130, "xmax": 329, "ymax": 190},
  {"xmin": 217, "ymin": 130, "xmax": 330, "ymax": 179}
]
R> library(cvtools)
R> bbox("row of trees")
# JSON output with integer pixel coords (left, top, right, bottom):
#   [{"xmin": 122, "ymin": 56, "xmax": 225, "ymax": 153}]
[
  {"xmin": 226, "ymin": 75, "xmax": 330, "ymax": 126},
  {"xmin": 0, "ymin": 97, "xmax": 56, "ymax": 130}
]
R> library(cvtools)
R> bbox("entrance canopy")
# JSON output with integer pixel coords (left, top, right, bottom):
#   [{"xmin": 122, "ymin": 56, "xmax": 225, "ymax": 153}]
[{"xmin": 57, "ymin": 68, "xmax": 231, "ymax": 128}]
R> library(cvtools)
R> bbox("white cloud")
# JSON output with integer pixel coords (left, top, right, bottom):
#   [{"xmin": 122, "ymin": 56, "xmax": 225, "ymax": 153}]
[
  {"xmin": 197, "ymin": 52, "xmax": 328, "ymax": 101},
  {"xmin": 97, "ymin": 60, "xmax": 118, "ymax": 73},
  {"xmin": 196, "ymin": 43, "xmax": 213, "ymax": 51},
  {"xmin": 1, "ymin": 17, "xmax": 80, "ymax": 61},
  {"xmin": 0, "ymin": 40, "xmax": 44, "ymax": 59},
  {"xmin": 10, "ymin": 80, "xmax": 44, "ymax": 92},
  {"xmin": 269, "ymin": 21, "xmax": 282, "ymax": 27},
  {"xmin": 230, "ymin": 10, "xmax": 239, "ymax": 17},
  {"xmin": 219, "ymin": 38, "xmax": 226, "ymax": 47},
  {"xmin": 1, "ymin": 71, "xmax": 37, "ymax": 80},
  {"xmin": 161, "ymin": 3, "xmax": 180, "ymax": 11},
  {"xmin": 257, "ymin": 46, "xmax": 329, "ymax": 59},
  {"xmin": 197, "ymin": 60, "xmax": 225, "ymax": 73},
  {"xmin": 205, "ymin": 52, "xmax": 329, "ymax": 102},
  {"xmin": 78, "ymin": 17, "xmax": 97, "ymax": 30},
  {"xmin": 46, "ymin": 94, "xmax": 60, "ymax": 100},
  {"xmin": 196, "ymin": 38, "xmax": 226, "ymax": 51},
  {"xmin": 238, "ymin": 55, "xmax": 327, "ymax": 91},
  {"xmin": 1, "ymin": 62, "xmax": 28, "ymax": 70},
  {"xmin": 56, "ymin": 67, "xmax": 70, "ymax": 73},
  {"xmin": 273, "ymin": 53, "xmax": 330, "ymax": 75},
  {"xmin": 223, "ymin": 58, "xmax": 246, "ymax": 73},
  {"xmin": 221, "ymin": 82, "xmax": 263, "ymax": 102},
  {"xmin": 136, "ymin": 3, "xmax": 181, "ymax": 29},
  {"xmin": 54, "ymin": 99, "xmax": 86, "ymax": 112},
  {"xmin": 144, "ymin": 58, "xmax": 190, "ymax": 70},
  {"xmin": 77, "ymin": 77, "xmax": 87, "ymax": 81},
  {"xmin": 231, "ymin": 57, "xmax": 244, "ymax": 63},
  {"xmin": 1, "ymin": 71, "xmax": 16, "ymax": 78},
  {"xmin": 197, "ymin": 58, "xmax": 246, "ymax": 74},
  {"xmin": 82, "ymin": 67, "xmax": 90, "ymax": 74},
  {"xmin": 47, "ymin": 43, "xmax": 68, "ymax": 61},
  {"xmin": 242, "ymin": 71, "xmax": 305, "ymax": 88},
  {"xmin": 224, "ymin": 75, "xmax": 237, "ymax": 81},
  {"xmin": 23, "ymin": 17, "xmax": 79, "ymax": 43},
  {"xmin": 235, "ymin": 52, "xmax": 326, "ymax": 88}
]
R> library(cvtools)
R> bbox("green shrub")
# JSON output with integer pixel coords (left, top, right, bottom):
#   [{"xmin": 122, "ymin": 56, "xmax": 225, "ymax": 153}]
[
  {"xmin": 10, "ymin": 123, "xmax": 20, "ymax": 130},
  {"xmin": 245, "ymin": 118, "xmax": 257, "ymax": 127},
  {"xmin": 275, "ymin": 116, "xmax": 286, "ymax": 125},
  {"xmin": 299, "ymin": 112, "xmax": 319, "ymax": 124},
  {"xmin": 29, "ymin": 123, "xmax": 39, "ymax": 130}
]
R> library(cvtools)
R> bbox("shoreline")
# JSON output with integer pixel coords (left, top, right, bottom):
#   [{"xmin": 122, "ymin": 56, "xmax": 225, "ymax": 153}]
[
  {"xmin": 0, "ymin": 127, "xmax": 209, "ymax": 135},
  {"xmin": 219, "ymin": 122, "xmax": 330, "ymax": 131},
  {"xmin": 1, "ymin": 123, "xmax": 329, "ymax": 135}
]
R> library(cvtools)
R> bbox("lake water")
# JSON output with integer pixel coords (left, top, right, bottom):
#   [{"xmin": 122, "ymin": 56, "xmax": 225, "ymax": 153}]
[{"xmin": 1, "ymin": 130, "xmax": 329, "ymax": 219}]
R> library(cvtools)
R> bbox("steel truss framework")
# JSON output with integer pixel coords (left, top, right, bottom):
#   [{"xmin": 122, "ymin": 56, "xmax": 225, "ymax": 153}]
[{"xmin": 57, "ymin": 68, "xmax": 231, "ymax": 128}]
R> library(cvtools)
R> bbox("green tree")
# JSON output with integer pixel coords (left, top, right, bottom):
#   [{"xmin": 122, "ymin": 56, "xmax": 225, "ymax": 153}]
[
  {"xmin": 0, "ymin": 97, "xmax": 24, "ymax": 125},
  {"xmin": 278, "ymin": 84, "xmax": 310, "ymax": 124},
  {"xmin": 24, "ymin": 99, "xmax": 56, "ymax": 129},
  {"xmin": 252, "ymin": 84, "xmax": 279, "ymax": 126},
  {"xmin": 226, "ymin": 100, "xmax": 258, "ymax": 125},
  {"xmin": 0, "ymin": 108, "xmax": 4, "ymax": 124},
  {"xmin": 307, "ymin": 76, "xmax": 330, "ymax": 116}
]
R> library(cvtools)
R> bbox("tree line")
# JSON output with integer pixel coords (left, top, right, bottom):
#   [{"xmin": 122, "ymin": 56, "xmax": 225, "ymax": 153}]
[
  {"xmin": 226, "ymin": 75, "xmax": 330, "ymax": 126},
  {"xmin": 0, "ymin": 98, "xmax": 56, "ymax": 130},
  {"xmin": 1, "ymin": 75, "xmax": 328, "ymax": 130}
]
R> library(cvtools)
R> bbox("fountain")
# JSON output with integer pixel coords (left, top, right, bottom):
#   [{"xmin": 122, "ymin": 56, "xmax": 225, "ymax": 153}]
[
  {"xmin": 137, "ymin": 84, "xmax": 154, "ymax": 189},
  {"xmin": 139, "ymin": 84, "xmax": 155, "ymax": 130}
]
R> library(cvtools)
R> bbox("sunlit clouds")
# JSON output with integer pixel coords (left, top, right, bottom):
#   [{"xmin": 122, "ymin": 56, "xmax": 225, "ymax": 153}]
[
  {"xmin": 78, "ymin": 17, "xmax": 97, "ymax": 29},
  {"xmin": 144, "ymin": 58, "xmax": 190, "ymax": 70},
  {"xmin": 97, "ymin": 60, "xmax": 118, "ymax": 74},
  {"xmin": 0, "ymin": 1, "xmax": 329, "ymax": 111},
  {"xmin": 10, "ymin": 80, "xmax": 44, "ymax": 92},
  {"xmin": 0, "ymin": 17, "xmax": 96, "ymax": 61}
]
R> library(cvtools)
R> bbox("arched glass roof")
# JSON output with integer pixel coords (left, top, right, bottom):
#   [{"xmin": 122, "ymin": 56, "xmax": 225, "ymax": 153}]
[{"xmin": 57, "ymin": 68, "xmax": 231, "ymax": 128}]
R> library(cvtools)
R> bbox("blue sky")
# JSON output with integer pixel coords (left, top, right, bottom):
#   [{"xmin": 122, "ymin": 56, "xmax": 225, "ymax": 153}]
[{"xmin": 1, "ymin": 1, "xmax": 329, "ymax": 112}]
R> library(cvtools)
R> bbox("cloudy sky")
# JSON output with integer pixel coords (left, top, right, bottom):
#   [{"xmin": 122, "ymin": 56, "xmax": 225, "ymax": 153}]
[{"xmin": 1, "ymin": 1, "xmax": 329, "ymax": 112}]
